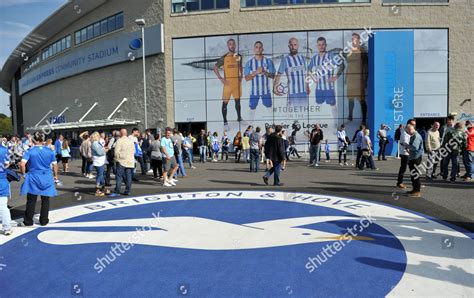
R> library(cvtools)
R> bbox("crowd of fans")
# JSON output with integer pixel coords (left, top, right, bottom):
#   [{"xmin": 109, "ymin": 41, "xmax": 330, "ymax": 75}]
[{"xmin": 0, "ymin": 116, "xmax": 472, "ymax": 235}]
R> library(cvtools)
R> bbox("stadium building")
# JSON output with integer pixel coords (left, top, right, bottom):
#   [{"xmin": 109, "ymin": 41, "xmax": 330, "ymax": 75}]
[{"xmin": 1, "ymin": 0, "xmax": 472, "ymax": 154}]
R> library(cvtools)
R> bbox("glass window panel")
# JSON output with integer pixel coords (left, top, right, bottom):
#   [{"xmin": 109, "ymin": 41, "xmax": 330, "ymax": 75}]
[
  {"xmin": 94, "ymin": 22, "xmax": 101, "ymax": 37},
  {"xmin": 414, "ymin": 73, "xmax": 447, "ymax": 95},
  {"xmin": 414, "ymin": 29, "xmax": 448, "ymax": 51},
  {"xmin": 87, "ymin": 25, "xmax": 94, "ymax": 40},
  {"xmin": 414, "ymin": 51, "xmax": 448, "ymax": 73},
  {"xmin": 108, "ymin": 16, "xmax": 116, "ymax": 31},
  {"xmin": 75, "ymin": 31, "xmax": 81, "ymax": 44},
  {"xmin": 66, "ymin": 36, "xmax": 71, "ymax": 48},
  {"xmin": 216, "ymin": 0, "xmax": 229, "ymax": 8},
  {"xmin": 173, "ymin": 37, "xmax": 205, "ymax": 59},
  {"xmin": 242, "ymin": 0, "xmax": 256, "ymax": 6},
  {"xmin": 186, "ymin": 1, "xmax": 200, "ymax": 11},
  {"xmin": 175, "ymin": 101, "xmax": 207, "ymax": 122},
  {"xmin": 414, "ymin": 95, "xmax": 448, "ymax": 118},
  {"xmin": 173, "ymin": 58, "xmax": 206, "ymax": 80},
  {"xmin": 174, "ymin": 80, "xmax": 206, "ymax": 102},
  {"xmin": 101, "ymin": 20, "xmax": 108, "ymax": 34},
  {"xmin": 81, "ymin": 28, "xmax": 87, "ymax": 42},
  {"xmin": 115, "ymin": 12, "xmax": 124, "ymax": 29},
  {"xmin": 201, "ymin": 0, "xmax": 215, "ymax": 9}
]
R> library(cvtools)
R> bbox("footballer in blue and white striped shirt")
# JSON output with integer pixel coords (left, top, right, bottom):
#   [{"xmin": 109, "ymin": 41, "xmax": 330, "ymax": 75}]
[
  {"xmin": 244, "ymin": 41, "xmax": 276, "ymax": 124},
  {"xmin": 308, "ymin": 37, "xmax": 344, "ymax": 119},
  {"xmin": 273, "ymin": 37, "xmax": 309, "ymax": 107}
]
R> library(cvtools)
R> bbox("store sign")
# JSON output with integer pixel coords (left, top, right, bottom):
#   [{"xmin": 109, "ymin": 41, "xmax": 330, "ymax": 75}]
[
  {"xmin": 369, "ymin": 31, "xmax": 414, "ymax": 156},
  {"xmin": 19, "ymin": 24, "xmax": 164, "ymax": 95}
]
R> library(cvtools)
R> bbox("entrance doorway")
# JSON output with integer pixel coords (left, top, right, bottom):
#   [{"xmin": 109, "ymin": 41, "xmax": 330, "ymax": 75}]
[
  {"xmin": 176, "ymin": 122, "xmax": 206, "ymax": 136},
  {"xmin": 176, "ymin": 122, "xmax": 207, "ymax": 154}
]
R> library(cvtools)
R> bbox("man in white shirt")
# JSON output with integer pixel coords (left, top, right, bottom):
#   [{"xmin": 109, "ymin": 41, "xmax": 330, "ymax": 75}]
[
  {"xmin": 425, "ymin": 122, "xmax": 441, "ymax": 179},
  {"xmin": 336, "ymin": 125, "xmax": 348, "ymax": 166},
  {"xmin": 397, "ymin": 119, "xmax": 416, "ymax": 189}
]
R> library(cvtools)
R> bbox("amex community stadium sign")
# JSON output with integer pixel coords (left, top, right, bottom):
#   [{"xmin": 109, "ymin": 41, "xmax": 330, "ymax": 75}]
[{"xmin": 0, "ymin": 191, "xmax": 472, "ymax": 296}]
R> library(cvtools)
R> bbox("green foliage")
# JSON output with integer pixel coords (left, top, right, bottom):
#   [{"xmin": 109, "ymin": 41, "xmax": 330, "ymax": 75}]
[{"xmin": 0, "ymin": 114, "xmax": 13, "ymax": 135}]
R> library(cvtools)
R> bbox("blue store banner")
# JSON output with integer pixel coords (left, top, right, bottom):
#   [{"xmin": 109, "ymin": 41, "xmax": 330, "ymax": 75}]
[{"xmin": 368, "ymin": 31, "xmax": 414, "ymax": 156}]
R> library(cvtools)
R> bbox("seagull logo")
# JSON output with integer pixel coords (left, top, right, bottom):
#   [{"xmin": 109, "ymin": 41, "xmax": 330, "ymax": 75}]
[{"xmin": 37, "ymin": 216, "xmax": 373, "ymax": 250}]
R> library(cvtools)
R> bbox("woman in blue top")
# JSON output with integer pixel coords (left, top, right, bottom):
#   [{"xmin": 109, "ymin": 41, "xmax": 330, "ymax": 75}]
[
  {"xmin": 61, "ymin": 139, "xmax": 71, "ymax": 173},
  {"xmin": 0, "ymin": 145, "xmax": 12, "ymax": 235},
  {"xmin": 19, "ymin": 132, "xmax": 58, "ymax": 226}
]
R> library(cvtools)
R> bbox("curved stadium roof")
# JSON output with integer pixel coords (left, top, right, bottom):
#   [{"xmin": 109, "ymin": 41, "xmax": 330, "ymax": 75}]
[{"xmin": 0, "ymin": 0, "xmax": 107, "ymax": 93}]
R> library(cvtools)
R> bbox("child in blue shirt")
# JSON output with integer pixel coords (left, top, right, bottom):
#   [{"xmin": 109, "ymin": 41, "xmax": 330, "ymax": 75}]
[{"xmin": 325, "ymin": 140, "xmax": 330, "ymax": 162}]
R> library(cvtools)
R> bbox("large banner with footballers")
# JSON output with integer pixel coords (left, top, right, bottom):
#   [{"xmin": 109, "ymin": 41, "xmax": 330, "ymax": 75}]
[{"xmin": 172, "ymin": 29, "xmax": 447, "ymax": 150}]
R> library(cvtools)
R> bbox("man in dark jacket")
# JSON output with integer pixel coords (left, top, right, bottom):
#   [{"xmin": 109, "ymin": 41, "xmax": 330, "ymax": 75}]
[
  {"xmin": 263, "ymin": 125, "xmax": 286, "ymax": 186},
  {"xmin": 197, "ymin": 129, "xmax": 208, "ymax": 163}
]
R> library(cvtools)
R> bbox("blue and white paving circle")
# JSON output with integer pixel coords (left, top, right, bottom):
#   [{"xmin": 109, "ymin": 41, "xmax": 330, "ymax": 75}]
[{"xmin": 0, "ymin": 191, "xmax": 472, "ymax": 297}]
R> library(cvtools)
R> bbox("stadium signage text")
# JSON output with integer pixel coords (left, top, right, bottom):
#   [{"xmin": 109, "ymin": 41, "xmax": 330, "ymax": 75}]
[{"xmin": 19, "ymin": 24, "xmax": 163, "ymax": 95}]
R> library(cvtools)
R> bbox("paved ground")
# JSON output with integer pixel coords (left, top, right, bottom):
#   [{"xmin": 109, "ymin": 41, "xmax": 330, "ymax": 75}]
[
  {"xmin": 2, "ymin": 156, "xmax": 473, "ymax": 297},
  {"xmin": 8, "ymin": 155, "xmax": 474, "ymax": 232}
]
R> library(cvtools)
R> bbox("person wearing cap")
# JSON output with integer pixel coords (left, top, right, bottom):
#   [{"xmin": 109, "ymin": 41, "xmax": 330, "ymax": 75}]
[{"xmin": 18, "ymin": 132, "xmax": 58, "ymax": 226}]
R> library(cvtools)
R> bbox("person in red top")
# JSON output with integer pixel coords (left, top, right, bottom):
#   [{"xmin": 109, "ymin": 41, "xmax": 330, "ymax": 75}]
[{"xmin": 463, "ymin": 121, "xmax": 474, "ymax": 181}]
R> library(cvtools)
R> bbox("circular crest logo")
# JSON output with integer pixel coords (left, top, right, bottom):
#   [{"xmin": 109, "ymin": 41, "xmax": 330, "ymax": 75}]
[
  {"xmin": 129, "ymin": 38, "xmax": 142, "ymax": 50},
  {"xmin": 0, "ymin": 191, "xmax": 472, "ymax": 296}
]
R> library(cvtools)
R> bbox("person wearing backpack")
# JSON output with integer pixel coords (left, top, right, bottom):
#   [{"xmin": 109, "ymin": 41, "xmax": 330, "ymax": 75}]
[
  {"xmin": 442, "ymin": 122, "xmax": 466, "ymax": 182},
  {"xmin": 105, "ymin": 130, "xmax": 119, "ymax": 187}
]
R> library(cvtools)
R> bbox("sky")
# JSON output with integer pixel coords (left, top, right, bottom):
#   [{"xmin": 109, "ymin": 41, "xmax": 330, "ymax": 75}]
[{"xmin": 0, "ymin": 0, "xmax": 66, "ymax": 116}]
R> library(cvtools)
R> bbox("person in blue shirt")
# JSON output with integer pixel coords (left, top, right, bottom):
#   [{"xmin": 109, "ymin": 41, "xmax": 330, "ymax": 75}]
[
  {"xmin": 0, "ymin": 146, "xmax": 12, "ymax": 235},
  {"xmin": 182, "ymin": 132, "xmax": 195, "ymax": 169},
  {"xmin": 161, "ymin": 128, "xmax": 179, "ymax": 187},
  {"xmin": 324, "ymin": 139, "xmax": 330, "ymax": 162},
  {"xmin": 19, "ymin": 132, "xmax": 58, "ymax": 226},
  {"xmin": 54, "ymin": 134, "xmax": 64, "ymax": 163}
]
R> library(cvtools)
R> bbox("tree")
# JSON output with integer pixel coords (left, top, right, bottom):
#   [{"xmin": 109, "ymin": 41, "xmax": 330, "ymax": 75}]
[{"xmin": 0, "ymin": 113, "xmax": 13, "ymax": 135}]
